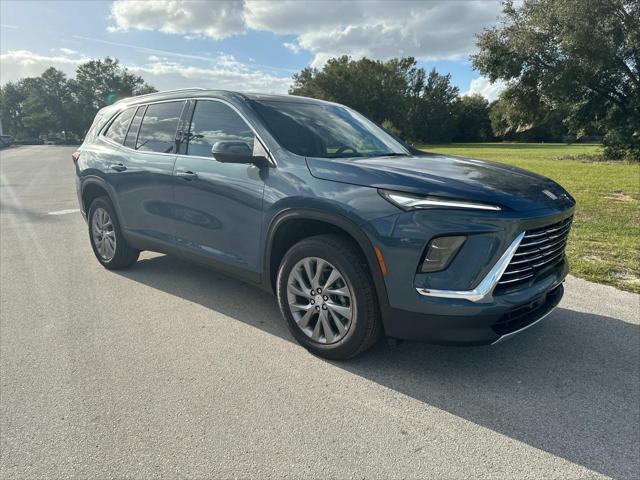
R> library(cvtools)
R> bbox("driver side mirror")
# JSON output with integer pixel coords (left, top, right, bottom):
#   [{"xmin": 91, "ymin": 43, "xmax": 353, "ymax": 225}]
[{"xmin": 211, "ymin": 141, "xmax": 269, "ymax": 168}]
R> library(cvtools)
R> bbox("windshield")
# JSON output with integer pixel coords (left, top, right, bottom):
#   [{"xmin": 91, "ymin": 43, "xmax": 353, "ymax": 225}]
[{"xmin": 249, "ymin": 99, "xmax": 409, "ymax": 159}]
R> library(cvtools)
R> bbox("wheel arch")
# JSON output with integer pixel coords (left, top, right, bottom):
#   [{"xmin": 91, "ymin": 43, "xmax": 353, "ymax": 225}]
[
  {"xmin": 81, "ymin": 177, "xmax": 119, "ymax": 218},
  {"xmin": 264, "ymin": 209, "xmax": 390, "ymax": 310}
]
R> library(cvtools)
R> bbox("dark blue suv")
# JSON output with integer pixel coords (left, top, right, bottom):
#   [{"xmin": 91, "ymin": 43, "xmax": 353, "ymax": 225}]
[{"xmin": 75, "ymin": 88, "xmax": 575, "ymax": 359}]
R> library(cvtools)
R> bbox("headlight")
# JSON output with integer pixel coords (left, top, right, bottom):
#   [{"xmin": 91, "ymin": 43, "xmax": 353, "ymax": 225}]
[
  {"xmin": 420, "ymin": 236, "xmax": 466, "ymax": 272},
  {"xmin": 379, "ymin": 189, "xmax": 502, "ymax": 211}
]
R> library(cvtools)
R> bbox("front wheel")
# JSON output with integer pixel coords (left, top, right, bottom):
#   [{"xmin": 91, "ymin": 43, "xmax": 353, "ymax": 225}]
[
  {"xmin": 276, "ymin": 234, "xmax": 382, "ymax": 360},
  {"xmin": 88, "ymin": 196, "xmax": 139, "ymax": 270}
]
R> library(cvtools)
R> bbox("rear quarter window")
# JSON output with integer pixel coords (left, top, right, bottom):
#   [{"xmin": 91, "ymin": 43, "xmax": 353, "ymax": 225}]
[
  {"xmin": 103, "ymin": 107, "xmax": 136, "ymax": 144},
  {"xmin": 84, "ymin": 107, "xmax": 115, "ymax": 144}
]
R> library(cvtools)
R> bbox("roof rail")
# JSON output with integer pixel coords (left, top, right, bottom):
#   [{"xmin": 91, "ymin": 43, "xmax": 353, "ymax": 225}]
[{"xmin": 115, "ymin": 87, "xmax": 207, "ymax": 104}]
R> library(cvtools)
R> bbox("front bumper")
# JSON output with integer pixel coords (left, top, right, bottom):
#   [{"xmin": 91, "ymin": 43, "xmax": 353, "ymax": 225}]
[
  {"xmin": 384, "ymin": 258, "xmax": 567, "ymax": 345},
  {"xmin": 365, "ymin": 205, "xmax": 573, "ymax": 345}
]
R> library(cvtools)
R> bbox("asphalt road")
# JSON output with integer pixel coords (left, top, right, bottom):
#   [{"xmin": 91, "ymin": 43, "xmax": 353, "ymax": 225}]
[{"xmin": 1, "ymin": 146, "xmax": 639, "ymax": 479}]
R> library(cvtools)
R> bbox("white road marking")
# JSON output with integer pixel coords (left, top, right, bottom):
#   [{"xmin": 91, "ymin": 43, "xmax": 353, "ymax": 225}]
[{"xmin": 47, "ymin": 208, "xmax": 80, "ymax": 216}]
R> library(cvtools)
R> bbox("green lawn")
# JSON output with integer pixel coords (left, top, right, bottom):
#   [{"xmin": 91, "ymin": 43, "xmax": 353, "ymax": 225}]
[{"xmin": 417, "ymin": 143, "xmax": 640, "ymax": 293}]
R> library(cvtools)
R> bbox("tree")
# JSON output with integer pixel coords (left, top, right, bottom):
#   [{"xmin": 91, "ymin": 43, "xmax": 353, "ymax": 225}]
[
  {"xmin": 290, "ymin": 57, "xmax": 461, "ymax": 143},
  {"xmin": 0, "ymin": 82, "xmax": 27, "ymax": 137},
  {"xmin": 290, "ymin": 56, "xmax": 417, "ymax": 132},
  {"xmin": 0, "ymin": 58, "xmax": 156, "ymax": 140},
  {"xmin": 488, "ymin": 86, "xmax": 568, "ymax": 142},
  {"xmin": 70, "ymin": 57, "xmax": 156, "ymax": 133},
  {"xmin": 0, "ymin": 71, "xmax": 71, "ymax": 138},
  {"xmin": 408, "ymin": 69, "xmax": 460, "ymax": 143},
  {"xmin": 473, "ymin": 0, "xmax": 639, "ymax": 159},
  {"xmin": 453, "ymin": 94, "xmax": 493, "ymax": 142},
  {"xmin": 25, "ymin": 68, "xmax": 75, "ymax": 136}
]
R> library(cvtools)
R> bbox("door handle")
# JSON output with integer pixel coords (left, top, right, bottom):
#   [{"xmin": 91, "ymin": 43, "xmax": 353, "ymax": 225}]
[
  {"xmin": 175, "ymin": 170, "xmax": 198, "ymax": 181},
  {"xmin": 110, "ymin": 163, "xmax": 127, "ymax": 172}
]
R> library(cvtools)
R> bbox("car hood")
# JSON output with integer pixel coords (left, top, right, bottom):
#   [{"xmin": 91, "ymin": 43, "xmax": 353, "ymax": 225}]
[{"xmin": 305, "ymin": 153, "xmax": 575, "ymax": 212}]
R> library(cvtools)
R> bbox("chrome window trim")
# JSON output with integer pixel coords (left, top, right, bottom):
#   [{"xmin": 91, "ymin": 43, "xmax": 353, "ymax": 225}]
[
  {"xmin": 98, "ymin": 98, "xmax": 186, "ymax": 139},
  {"xmin": 416, "ymin": 231, "xmax": 526, "ymax": 303},
  {"xmin": 98, "ymin": 96, "xmax": 277, "ymax": 167},
  {"xmin": 99, "ymin": 135, "xmax": 179, "ymax": 159},
  {"xmin": 124, "ymin": 105, "xmax": 146, "ymax": 149}
]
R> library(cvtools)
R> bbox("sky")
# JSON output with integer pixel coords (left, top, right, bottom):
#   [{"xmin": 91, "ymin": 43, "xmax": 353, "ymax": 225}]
[{"xmin": 0, "ymin": 0, "xmax": 507, "ymax": 101}]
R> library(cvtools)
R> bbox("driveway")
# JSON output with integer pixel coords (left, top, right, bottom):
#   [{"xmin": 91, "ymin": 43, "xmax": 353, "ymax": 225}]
[{"xmin": 1, "ymin": 146, "xmax": 639, "ymax": 479}]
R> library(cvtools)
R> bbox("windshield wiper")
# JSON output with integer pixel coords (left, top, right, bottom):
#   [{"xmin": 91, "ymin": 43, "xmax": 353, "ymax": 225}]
[
  {"xmin": 368, "ymin": 152, "xmax": 410, "ymax": 158},
  {"xmin": 324, "ymin": 153, "xmax": 366, "ymax": 159}
]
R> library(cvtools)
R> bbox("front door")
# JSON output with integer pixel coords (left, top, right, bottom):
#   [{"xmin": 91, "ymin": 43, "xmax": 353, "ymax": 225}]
[{"xmin": 172, "ymin": 99, "xmax": 265, "ymax": 278}]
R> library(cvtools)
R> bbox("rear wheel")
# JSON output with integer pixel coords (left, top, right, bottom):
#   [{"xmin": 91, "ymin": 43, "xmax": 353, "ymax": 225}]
[
  {"xmin": 88, "ymin": 196, "xmax": 139, "ymax": 270},
  {"xmin": 277, "ymin": 234, "xmax": 382, "ymax": 360}
]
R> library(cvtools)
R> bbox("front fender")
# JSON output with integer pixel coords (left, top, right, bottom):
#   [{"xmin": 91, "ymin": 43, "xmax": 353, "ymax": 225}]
[{"xmin": 263, "ymin": 207, "xmax": 391, "ymax": 313}]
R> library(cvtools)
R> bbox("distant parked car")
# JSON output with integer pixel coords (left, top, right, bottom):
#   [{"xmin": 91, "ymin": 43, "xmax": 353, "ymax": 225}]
[
  {"xmin": 44, "ymin": 140, "xmax": 56, "ymax": 145},
  {"xmin": 74, "ymin": 88, "xmax": 575, "ymax": 359},
  {"xmin": 0, "ymin": 135, "xmax": 13, "ymax": 148}
]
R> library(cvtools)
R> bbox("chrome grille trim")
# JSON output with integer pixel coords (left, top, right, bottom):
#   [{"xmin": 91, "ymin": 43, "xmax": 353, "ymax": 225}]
[
  {"xmin": 511, "ymin": 240, "xmax": 568, "ymax": 262},
  {"xmin": 416, "ymin": 232, "xmax": 526, "ymax": 303},
  {"xmin": 497, "ymin": 216, "xmax": 572, "ymax": 288},
  {"xmin": 518, "ymin": 228, "xmax": 570, "ymax": 248},
  {"xmin": 523, "ymin": 222, "xmax": 571, "ymax": 239}
]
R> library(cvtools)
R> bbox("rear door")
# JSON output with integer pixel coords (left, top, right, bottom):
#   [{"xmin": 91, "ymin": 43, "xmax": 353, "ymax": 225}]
[
  {"xmin": 111, "ymin": 100, "xmax": 186, "ymax": 247},
  {"xmin": 171, "ymin": 99, "xmax": 265, "ymax": 277}
]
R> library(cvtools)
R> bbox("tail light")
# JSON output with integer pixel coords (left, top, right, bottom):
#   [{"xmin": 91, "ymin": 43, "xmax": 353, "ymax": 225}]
[{"xmin": 71, "ymin": 151, "xmax": 80, "ymax": 163}]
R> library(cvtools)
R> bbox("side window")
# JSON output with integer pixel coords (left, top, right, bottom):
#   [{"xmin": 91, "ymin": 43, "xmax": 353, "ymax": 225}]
[
  {"xmin": 103, "ymin": 107, "xmax": 135, "ymax": 144},
  {"xmin": 186, "ymin": 100, "xmax": 254, "ymax": 157},
  {"xmin": 136, "ymin": 101, "xmax": 185, "ymax": 153},
  {"xmin": 124, "ymin": 106, "xmax": 145, "ymax": 149}
]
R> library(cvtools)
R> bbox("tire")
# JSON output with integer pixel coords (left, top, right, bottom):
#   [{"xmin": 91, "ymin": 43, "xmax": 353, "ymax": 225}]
[
  {"xmin": 87, "ymin": 196, "xmax": 139, "ymax": 270},
  {"xmin": 276, "ymin": 234, "xmax": 382, "ymax": 360}
]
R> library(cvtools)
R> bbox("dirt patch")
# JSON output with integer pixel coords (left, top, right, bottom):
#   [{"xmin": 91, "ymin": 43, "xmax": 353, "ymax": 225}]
[
  {"xmin": 581, "ymin": 254, "xmax": 604, "ymax": 262},
  {"xmin": 604, "ymin": 191, "xmax": 636, "ymax": 202},
  {"xmin": 612, "ymin": 271, "xmax": 640, "ymax": 286}
]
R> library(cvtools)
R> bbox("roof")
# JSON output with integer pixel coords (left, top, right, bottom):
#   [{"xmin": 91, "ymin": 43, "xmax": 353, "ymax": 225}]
[
  {"xmin": 115, "ymin": 88, "xmax": 333, "ymax": 107},
  {"xmin": 239, "ymin": 92, "xmax": 332, "ymax": 104}
]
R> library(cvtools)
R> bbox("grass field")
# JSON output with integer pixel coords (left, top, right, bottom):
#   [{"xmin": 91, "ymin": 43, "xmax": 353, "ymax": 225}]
[{"xmin": 417, "ymin": 143, "xmax": 640, "ymax": 293}]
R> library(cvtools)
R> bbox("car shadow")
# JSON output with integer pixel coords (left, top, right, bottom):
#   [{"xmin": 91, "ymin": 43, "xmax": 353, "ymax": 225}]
[{"xmin": 117, "ymin": 254, "xmax": 639, "ymax": 479}]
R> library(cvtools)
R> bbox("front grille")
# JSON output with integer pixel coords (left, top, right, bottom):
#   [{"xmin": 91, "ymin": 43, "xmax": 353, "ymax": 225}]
[{"xmin": 497, "ymin": 216, "xmax": 573, "ymax": 289}]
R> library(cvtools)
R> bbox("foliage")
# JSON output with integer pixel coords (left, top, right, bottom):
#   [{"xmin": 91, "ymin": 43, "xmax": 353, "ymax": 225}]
[
  {"xmin": 488, "ymin": 86, "xmax": 569, "ymax": 142},
  {"xmin": 289, "ymin": 54, "xmax": 580, "ymax": 145},
  {"xmin": 453, "ymin": 94, "xmax": 493, "ymax": 142},
  {"xmin": 70, "ymin": 58, "xmax": 156, "ymax": 133},
  {"xmin": 473, "ymin": 0, "xmax": 639, "ymax": 160},
  {"xmin": 408, "ymin": 69, "xmax": 460, "ymax": 143},
  {"xmin": 290, "ymin": 56, "xmax": 464, "ymax": 143},
  {"xmin": 290, "ymin": 56, "xmax": 417, "ymax": 132},
  {"xmin": 0, "ymin": 58, "xmax": 155, "ymax": 139},
  {"xmin": 419, "ymin": 143, "xmax": 640, "ymax": 292}
]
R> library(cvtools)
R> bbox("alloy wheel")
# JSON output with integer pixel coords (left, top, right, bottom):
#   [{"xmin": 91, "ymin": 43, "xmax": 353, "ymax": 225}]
[
  {"xmin": 286, "ymin": 257, "xmax": 354, "ymax": 344},
  {"xmin": 91, "ymin": 207, "xmax": 116, "ymax": 261}
]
